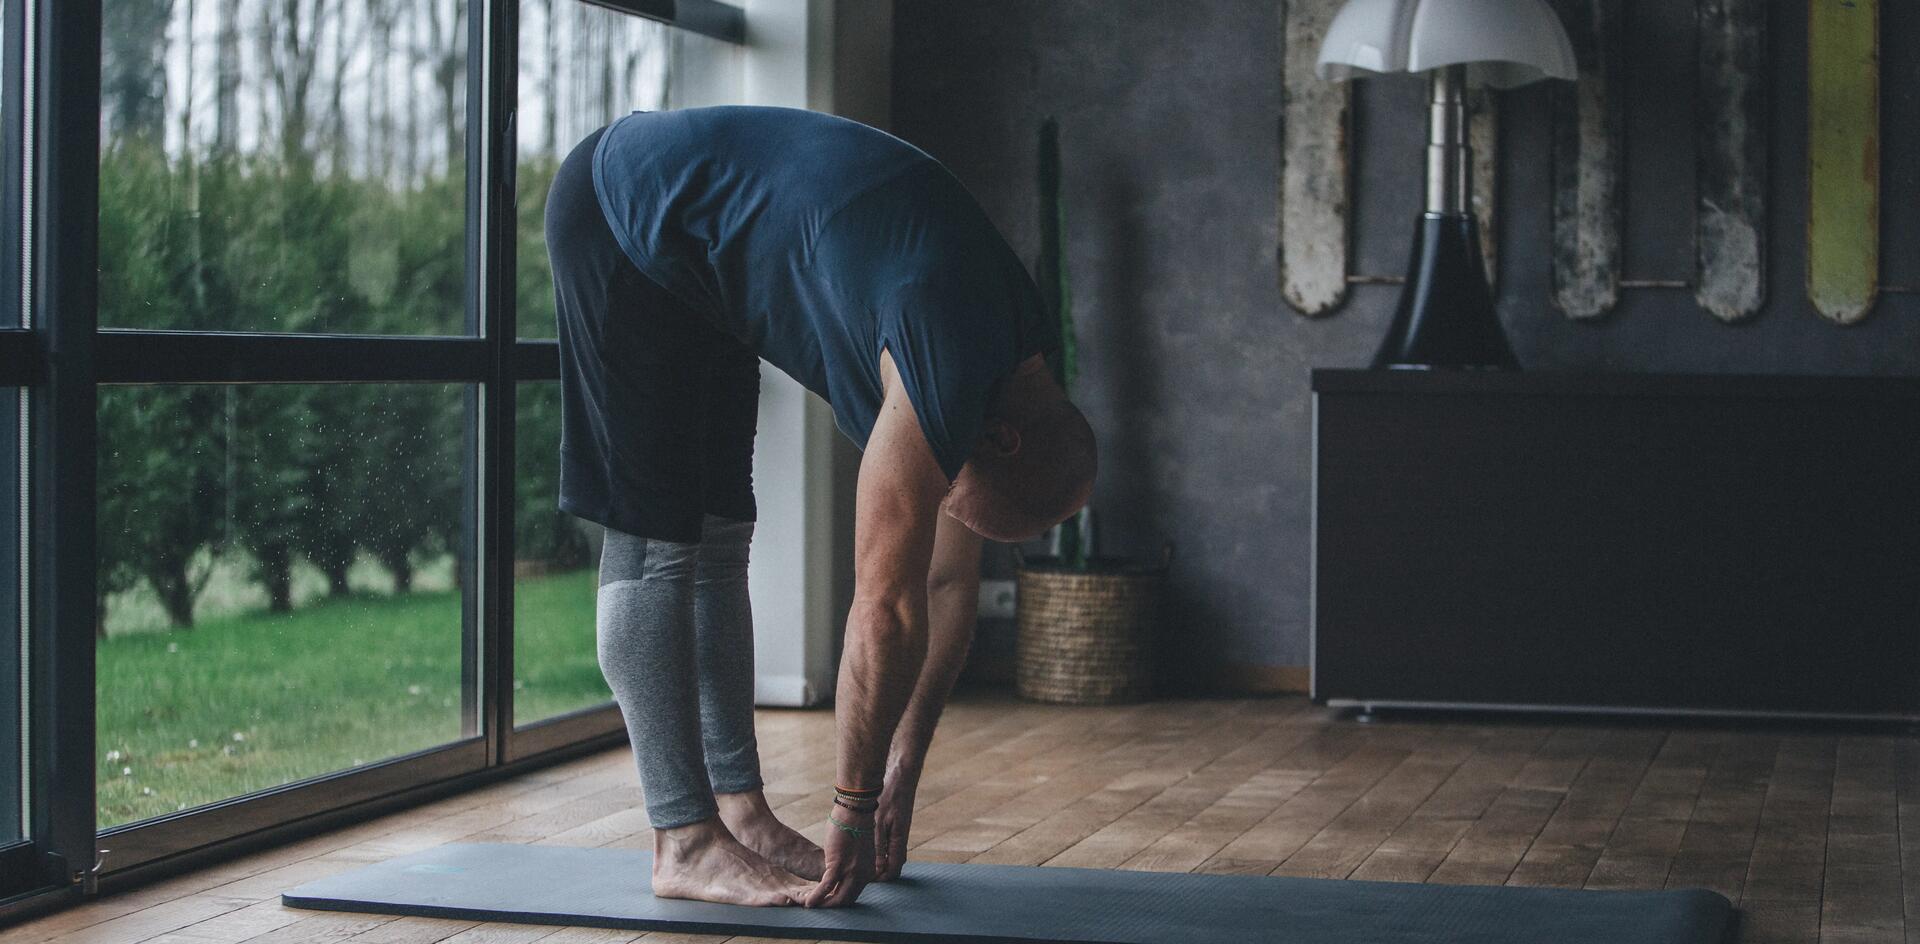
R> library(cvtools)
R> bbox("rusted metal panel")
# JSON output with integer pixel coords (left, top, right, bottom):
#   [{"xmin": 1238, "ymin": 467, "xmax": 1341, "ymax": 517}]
[
  {"xmin": 1280, "ymin": 0, "xmax": 1350, "ymax": 317},
  {"xmin": 1807, "ymin": 0, "xmax": 1880, "ymax": 325},
  {"xmin": 1549, "ymin": 0, "xmax": 1624, "ymax": 321},
  {"xmin": 1696, "ymin": 0, "xmax": 1769, "ymax": 323},
  {"xmin": 1470, "ymin": 89, "xmax": 1499, "ymax": 286}
]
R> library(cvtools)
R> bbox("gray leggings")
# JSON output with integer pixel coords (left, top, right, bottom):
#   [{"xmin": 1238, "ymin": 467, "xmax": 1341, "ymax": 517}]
[{"xmin": 597, "ymin": 515, "xmax": 763, "ymax": 828}]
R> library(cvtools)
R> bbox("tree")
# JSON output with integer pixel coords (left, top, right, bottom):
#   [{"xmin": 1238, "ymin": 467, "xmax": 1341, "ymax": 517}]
[
  {"xmin": 97, "ymin": 386, "xmax": 227, "ymax": 630},
  {"xmin": 103, "ymin": 0, "xmax": 175, "ymax": 143},
  {"xmin": 97, "ymin": 142, "xmax": 233, "ymax": 629},
  {"xmin": 423, "ymin": 0, "xmax": 467, "ymax": 177},
  {"xmin": 214, "ymin": 0, "xmax": 243, "ymax": 156}
]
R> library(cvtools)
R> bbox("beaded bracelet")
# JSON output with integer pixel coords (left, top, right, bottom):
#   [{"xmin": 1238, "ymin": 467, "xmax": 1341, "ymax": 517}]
[
  {"xmin": 828, "ymin": 813, "xmax": 873, "ymax": 837},
  {"xmin": 833, "ymin": 795, "xmax": 878, "ymax": 814}
]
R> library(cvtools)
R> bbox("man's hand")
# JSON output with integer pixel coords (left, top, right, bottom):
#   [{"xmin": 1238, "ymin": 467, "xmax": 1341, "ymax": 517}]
[
  {"xmin": 807, "ymin": 809, "xmax": 877, "ymax": 907},
  {"xmin": 873, "ymin": 767, "xmax": 921, "ymax": 881}
]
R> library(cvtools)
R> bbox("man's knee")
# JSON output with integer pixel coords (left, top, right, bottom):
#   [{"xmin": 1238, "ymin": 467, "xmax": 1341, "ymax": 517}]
[{"xmin": 696, "ymin": 515, "xmax": 754, "ymax": 580}]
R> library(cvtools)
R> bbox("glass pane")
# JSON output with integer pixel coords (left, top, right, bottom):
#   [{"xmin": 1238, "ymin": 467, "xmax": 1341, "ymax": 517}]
[
  {"xmin": 515, "ymin": 2, "xmax": 744, "ymax": 338},
  {"xmin": 96, "ymin": 383, "xmax": 470, "ymax": 827},
  {"xmin": 1, "ymin": 388, "xmax": 18, "ymax": 843},
  {"xmin": 513, "ymin": 382, "xmax": 606, "ymax": 725},
  {"xmin": 98, "ymin": 1, "xmax": 468, "ymax": 334},
  {"xmin": 0, "ymin": 0, "xmax": 12, "ymax": 330}
]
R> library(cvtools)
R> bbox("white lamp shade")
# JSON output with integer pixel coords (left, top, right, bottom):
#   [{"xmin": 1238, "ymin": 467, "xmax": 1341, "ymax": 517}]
[{"xmin": 1315, "ymin": 0, "xmax": 1577, "ymax": 88}]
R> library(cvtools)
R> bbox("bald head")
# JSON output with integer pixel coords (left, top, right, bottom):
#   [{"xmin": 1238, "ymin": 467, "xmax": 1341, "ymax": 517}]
[{"xmin": 942, "ymin": 356, "xmax": 1097, "ymax": 543}]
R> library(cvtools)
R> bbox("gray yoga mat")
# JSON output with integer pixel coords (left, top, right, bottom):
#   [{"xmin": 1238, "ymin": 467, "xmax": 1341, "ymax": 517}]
[{"xmin": 282, "ymin": 842, "xmax": 1736, "ymax": 944}]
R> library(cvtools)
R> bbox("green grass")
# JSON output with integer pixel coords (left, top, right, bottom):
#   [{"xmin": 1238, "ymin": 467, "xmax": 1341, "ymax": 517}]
[{"xmin": 97, "ymin": 568, "xmax": 606, "ymax": 826}]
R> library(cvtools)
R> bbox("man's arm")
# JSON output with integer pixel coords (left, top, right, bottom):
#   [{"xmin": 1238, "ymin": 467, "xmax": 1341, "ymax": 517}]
[
  {"xmin": 808, "ymin": 349, "xmax": 950, "ymax": 908},
  {"xmin": 873, "ymin": 511, "xmax": 981, "ymax": 880}
]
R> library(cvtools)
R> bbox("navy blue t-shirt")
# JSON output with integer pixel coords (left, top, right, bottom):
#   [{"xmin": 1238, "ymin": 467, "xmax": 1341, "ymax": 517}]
[{"xmin": 591, "ymin": 105, "xmax": 1052, "ymax": 479}]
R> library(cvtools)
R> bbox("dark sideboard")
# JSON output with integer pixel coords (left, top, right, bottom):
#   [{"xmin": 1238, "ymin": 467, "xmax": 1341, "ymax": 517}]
[{"xmin": 1311, "ymin": 369, "xmax": 1920, "ymax": 721}]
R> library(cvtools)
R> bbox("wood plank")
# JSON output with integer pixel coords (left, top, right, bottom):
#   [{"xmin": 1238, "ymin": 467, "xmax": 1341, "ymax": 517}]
[
  {"xmin": 1270, "ymin": 729, "xmax": 1477, "ymax": 879},
  {"xmin": 1349, "ymin": 725, "xmax": 1554, "ymax": 884},
  {"xmin": 1820, "ymin": 737, "xmax": 1904, "ymax": 944},
  {"xmin": 1807, "ymin": 0, "xmax": 1881, "ymax": 324},
  {"xmin": 1041, "ymin": 706, "xmax": 1281, "ymax": 868},
  {"xmin": 1425, "ymin": 727, "xmax": 1604, "ymax": 885},
  {"xmin": 1744, "ymin": 736, "xmax": 1837, "ymax": 903},
  {"xmin": 1582, "ymin": 731, "xmax": 1717, "ymax": 891},
  {"xmin": 1898, "ymin": 738, "xmax": 1920, "ymax": 944},
  {"xmin": 1279, "ymin": 0, "xmax": 1350, "ymax": 316},
  {"xmin": 968, "ymin": 702, "xmax": 1249, "ymax": 867},
  {"xmin": 1203, "ymin": 732, "xmax": 1410, "ymax": 872},
  {"xmin": 16, "ymin": 697, "xmax": 1920, "ymax": 944},
  {"xmin": 1506, "ymin": 728, "xmax": 1665, "ymax": 889},
  {"xmin": 1115, "ymin": 719, "xmax": 1332, "ymax": 874},
  {"xmin": 1695, "ymin": 0, "xmax": 1769, "ymax": 322},
  {"xmin": 348, "ymin": 917, "xmax": 485, "ymax": 944},
  {"xmin": 1549, "ymin": 0, "xmax": 1624, "ymax": 320},
  {"xmin": 1665, "ymin": 734, "xmax": 1774, "ymax": 901}
]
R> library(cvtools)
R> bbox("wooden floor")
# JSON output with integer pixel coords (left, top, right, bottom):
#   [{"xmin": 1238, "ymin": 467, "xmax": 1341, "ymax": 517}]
[{"xmin": 9, "ymin": 693, "xmax": 1916, "ymax": 944}]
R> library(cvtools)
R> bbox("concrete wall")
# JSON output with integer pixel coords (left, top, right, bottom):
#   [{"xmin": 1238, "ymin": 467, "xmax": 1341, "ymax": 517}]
[{"xmin": 891, "ymin": 0, "xmax": 1920, "ymax": 685}]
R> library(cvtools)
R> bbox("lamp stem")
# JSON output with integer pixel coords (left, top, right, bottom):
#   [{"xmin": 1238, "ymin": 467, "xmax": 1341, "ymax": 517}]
[
  {"xmin": 1371, "ymin": 63, "xmax": 1516, "ymax": 370},
  {"xmin": 1425, "ymin": 64, "xmax": 1470, "ymax": 215}
]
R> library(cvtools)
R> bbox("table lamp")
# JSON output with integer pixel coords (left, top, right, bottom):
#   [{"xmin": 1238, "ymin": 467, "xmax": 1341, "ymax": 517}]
[{"xmin": 1317, "ymin": 0, "xmax": 1576, "ymax": 369}]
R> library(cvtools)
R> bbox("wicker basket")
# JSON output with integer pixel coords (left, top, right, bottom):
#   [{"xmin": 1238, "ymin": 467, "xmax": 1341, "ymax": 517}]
[{"xmin": 1014, "ymin": 551, "xmax": 1168, "ymax": 705}]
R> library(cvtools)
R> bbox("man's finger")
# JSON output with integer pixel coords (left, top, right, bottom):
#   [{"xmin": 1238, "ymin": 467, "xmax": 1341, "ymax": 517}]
[
  {"xmin": 872, "ymin": 822, "xmax": 891, "ymax": 879},
  {"xmin": 887, "ymin": 831, "xmax": 908, "ymax": 880},
  {"xmin": 805, "ymin": 872, "xmax": 838, "ymax": 908},
  {"xmin": 829, "ymin": 876, "xmax": 864, "ymax": 908}
]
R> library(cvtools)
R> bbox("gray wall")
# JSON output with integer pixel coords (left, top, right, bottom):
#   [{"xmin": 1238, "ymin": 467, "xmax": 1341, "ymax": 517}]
[{"xmin": 891, "ymin": 0, "xmax": 1920, "ymax": 684}]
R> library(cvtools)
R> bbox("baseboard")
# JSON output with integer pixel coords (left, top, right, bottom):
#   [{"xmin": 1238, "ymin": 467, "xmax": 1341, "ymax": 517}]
[
  {"xmin": 754, "ymin": 674, "xmax": 820, "ymax": 708},
  {"xmin": 1212, "ymin": 663, "xmax": 1310, "ymax": 695}
]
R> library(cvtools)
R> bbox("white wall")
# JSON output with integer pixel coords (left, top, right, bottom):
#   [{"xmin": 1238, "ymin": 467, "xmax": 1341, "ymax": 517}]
[{"xmin": 739, "ymin": 0, "xmax": 891, "ymax": 707}]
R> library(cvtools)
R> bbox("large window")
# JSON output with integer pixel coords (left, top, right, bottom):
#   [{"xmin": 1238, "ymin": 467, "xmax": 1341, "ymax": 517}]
[
  {"xmin": 515, "ymin": 0, "xmax": 741, "ymax": 340},
  {"xmin": 513, "ymin": 382, "xmax": 604, "ymax": 726},
  {"xmin": 0, "ymin": 0, "xmax": 746, "ymax": 913},
  {"xmin": 2, "ymin": 0, "xmax": 26, "ymax": 865},
  {"xmin": 509, "ymin": 0, "xmax": 741, "ymax": 728},
  {"xmin": 2, "ymin": 387, "xmax": 18, "ymax": 848},
  {"xmin": 95, "ymin": 384, "xmax": 470, "ymax": 827},
  {"xmin": 99, "ymin": 0, "xmax": 469, "ymax": 335}
]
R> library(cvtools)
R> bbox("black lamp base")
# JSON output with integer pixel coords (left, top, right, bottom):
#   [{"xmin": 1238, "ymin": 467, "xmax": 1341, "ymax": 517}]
[{"xmin": 1372, "ymin": 213, "xmax": 1518, "ymax": 370}]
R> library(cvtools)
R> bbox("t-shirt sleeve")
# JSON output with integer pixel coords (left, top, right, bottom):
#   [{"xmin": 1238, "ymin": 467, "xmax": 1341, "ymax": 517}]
[
  {"xmin": 813, "ymin": 163, "xmax": 1048, "ymax": 480},
  {"xmin": 878, "ymin": 270, "xmax": 1026, "ymax": 481}
]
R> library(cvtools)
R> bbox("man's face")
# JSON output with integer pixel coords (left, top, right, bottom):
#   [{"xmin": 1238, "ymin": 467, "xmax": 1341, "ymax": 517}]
[
  {"xmin": 941, "ymin": 423, "xmax": 1089, "ymax": 543},
  {"xmin": 942, "ymin": 467, "xmax": 1045, "ymax": 543}
]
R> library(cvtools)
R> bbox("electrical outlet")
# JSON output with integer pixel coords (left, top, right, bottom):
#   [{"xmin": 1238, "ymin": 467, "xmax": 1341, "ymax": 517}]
[{"xmin": 977, "ymin": 579, "xmax": 1017, "ymax": 619}]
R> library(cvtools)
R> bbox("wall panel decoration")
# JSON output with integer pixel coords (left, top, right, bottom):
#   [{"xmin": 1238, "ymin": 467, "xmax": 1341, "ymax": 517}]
[
  {"xmin": 1695, "ymin": 0, "xmax": 1769, "ymax": 322},
  {"xmin": 1806, "ymin": 0, "xmax": 1880, "ymax": 324},
  {"xmin": 1279, "ymin": 0, "xmax": 1350, "ymax": 316},
  {"xmin": 1550, "ymin": 0, "xmax": 1624, "ymax": 320}
]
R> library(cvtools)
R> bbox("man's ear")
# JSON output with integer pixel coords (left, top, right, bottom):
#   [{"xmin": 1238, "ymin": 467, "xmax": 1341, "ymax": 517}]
[{"xmin": 982, "ymin": 418, "xmax": 1021, "ymax": 456}]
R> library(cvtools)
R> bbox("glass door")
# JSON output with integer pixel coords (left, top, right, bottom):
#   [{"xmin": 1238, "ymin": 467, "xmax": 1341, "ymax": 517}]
[{"xmin": 1, "ymin": 0, "xmax": 747, "ymax": 916}]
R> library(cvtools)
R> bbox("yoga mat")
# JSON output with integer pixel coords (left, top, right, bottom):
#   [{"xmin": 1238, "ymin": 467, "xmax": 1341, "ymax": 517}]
[{"xmin": 282, "ymin": 842, "xmax": 1736, "ymax": 944}]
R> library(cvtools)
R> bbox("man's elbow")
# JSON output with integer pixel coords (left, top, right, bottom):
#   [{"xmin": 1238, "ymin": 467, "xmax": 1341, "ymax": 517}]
[
  {"xmin": 847, "ymin": 597, "xmax": 928, "ymax": 650},
  {"xmin": 925, "ymin": 564, "xmax": 977, "ymax": 602}
]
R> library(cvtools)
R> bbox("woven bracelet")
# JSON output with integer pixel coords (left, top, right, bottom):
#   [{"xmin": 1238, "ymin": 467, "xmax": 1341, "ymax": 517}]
[{"xmin": 828, "ymin": 813, "xmax": 873, "ymax": 837}]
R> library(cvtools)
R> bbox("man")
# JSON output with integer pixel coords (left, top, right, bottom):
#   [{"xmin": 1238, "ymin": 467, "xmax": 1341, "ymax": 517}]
[{"xmin": 546, "ymin": 106, "xmax": 1096, "ymax": 909}]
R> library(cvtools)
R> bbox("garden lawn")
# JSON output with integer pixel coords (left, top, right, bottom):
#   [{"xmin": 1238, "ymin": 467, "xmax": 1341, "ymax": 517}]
[{"xmin": 97, "ymin": 568, "xmax": 605, "ymax": 826}]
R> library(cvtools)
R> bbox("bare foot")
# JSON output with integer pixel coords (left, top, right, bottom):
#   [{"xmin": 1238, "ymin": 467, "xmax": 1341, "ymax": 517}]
[
  {"xmin": 651, "ymin": 817, "xmax": 813, "ymax": 906},
  {"xmin": 717, "ymin": 790, "xmax": 827, "ymax": 881}
]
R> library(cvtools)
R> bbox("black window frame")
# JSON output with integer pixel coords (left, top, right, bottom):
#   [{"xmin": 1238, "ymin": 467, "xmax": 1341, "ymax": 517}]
[{"xmin": 0, "ymin": 0, "xmax": 744, "ymax": 919}]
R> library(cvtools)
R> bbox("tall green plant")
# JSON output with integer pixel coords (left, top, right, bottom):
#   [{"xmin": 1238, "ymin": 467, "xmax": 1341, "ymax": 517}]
[{"xmin": 1037, "ymin": 118, "xmax": 1088, "ymax": 570}]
